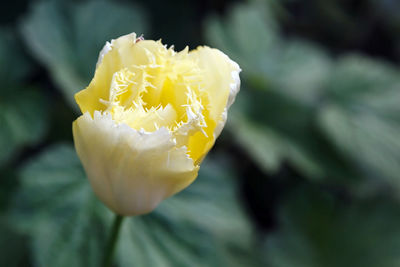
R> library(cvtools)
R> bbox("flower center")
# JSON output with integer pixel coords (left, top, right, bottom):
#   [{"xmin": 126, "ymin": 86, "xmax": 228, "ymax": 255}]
[{"xmin": 102, "ymin": 47, "xmax": 207, "ymax": 134}]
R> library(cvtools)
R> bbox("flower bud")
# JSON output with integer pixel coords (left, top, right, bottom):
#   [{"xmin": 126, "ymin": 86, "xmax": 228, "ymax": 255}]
[{"xmin": 73, "ymin": 33, "xmax": 240, "ymax": 216}]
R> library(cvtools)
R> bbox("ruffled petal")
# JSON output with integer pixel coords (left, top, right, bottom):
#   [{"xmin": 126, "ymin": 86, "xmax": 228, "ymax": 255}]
[
  {"xmin": 75, "ymin": 33, "xmax": 164, "ymax": 115},
  {"xmin": 73, "ymin": 111, "xmax": 199, "ymax": 215},
  {"xmin": 186, "ymin": 46, "xmax": 241, "ymax": 162}
]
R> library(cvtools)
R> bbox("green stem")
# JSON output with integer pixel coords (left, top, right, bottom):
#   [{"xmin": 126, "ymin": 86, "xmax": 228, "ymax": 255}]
[{"xmin": 102, "ymin": 214, "xmax": 124, "ymax": 267}]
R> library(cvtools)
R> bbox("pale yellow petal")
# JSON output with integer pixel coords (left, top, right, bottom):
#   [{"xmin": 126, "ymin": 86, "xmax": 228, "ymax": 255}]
[
  {"xmin": 75, "ymin": 33, "xmax": 164, "ymax": 115},
  {"xmin": 189, "ymin": 46, "xmax": 240, "ymax": 123},
  {"xmin": 186, "ymin": 46, "xmax": 241, "ymax": 162},
  {"xmin": 73, "ymin": 111, "xmax": 199, "ymax": 216}
]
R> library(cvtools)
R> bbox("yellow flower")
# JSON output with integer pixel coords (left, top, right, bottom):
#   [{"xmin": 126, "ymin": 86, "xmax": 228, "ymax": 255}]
[{"xmin": 73, "ymin": 33, "xmax": 240, "ymax": 216}]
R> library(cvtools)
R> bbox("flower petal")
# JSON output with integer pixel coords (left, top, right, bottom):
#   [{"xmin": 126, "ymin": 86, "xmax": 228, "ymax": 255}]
[
  {"xmin": 75, "ymin": 33, "xmax": 163, "ymax": 115},
  {"xmin": 190, "ymin": 46, "xmax": 241, "ymax": 123},
  {"xmin": 186, "ymin": 46, "xmax": 241, "ymax": 162},
  {"xmin": 73, "ymin": 111, "xmax": 199, "ymax": 215}
]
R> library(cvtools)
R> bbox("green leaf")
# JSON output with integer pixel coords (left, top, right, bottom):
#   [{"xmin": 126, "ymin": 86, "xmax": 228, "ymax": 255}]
[
  {"xmin": 206, "ymin": 2, "xmax": 331, "ymax": 105},
  {"xmin": 0, "ymin": 217, "xmax": 29, "ymax": 267},
  {"xmin": 264, "ymin": 186, "xmax": 400, "ymax": 267},
  {"xmin": 228, "ymin": 106, "xmax": 320, "ymax": 175},
  {"xmin": 226, "ymin": 84, "xmax": 358, "ymax": 186},
  {"xmin": 0, "ymin": 28, "xmax": 48, "ymax": 166},
  {"xmin": 206, "ymin": 2, "xmax": 279, "ymax": 75},
  {"xmin": 20, "ymin": 0, "xmax": 148, "ymax": 109},
  {"xmin": 205, "ymin": 2, "xmax": 352, "ymax": 182},
  {"xmin": 271, "ymin": 40, "xmax": 331, "ymax": 105},
  {"xmin": 0, "ymin": 29, "xmax": 31, "ymax": 90},
  {"xmin": 11, "ymin": 144, "xmax": 110, "ymax": 267},
  {"xmin": 318, "ymin": 55, "xmax": 400, "ymax": 194},
  {"xmin": 11, "ymin": 144, "xmax": 259, "ymax": 267}
]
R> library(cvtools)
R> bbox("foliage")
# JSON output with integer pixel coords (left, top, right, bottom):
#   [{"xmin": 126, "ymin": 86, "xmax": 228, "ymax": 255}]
[
  {"xmin": 206, "ymin": 1, "xmax": 400, "ymax": 195},
  {"xmin": 0, "ymin": 28, "xmax": 48, "ymax": 166},
  {"xmin": 264, "ymin": 186, "xmax": 400, "ymax": 267}
]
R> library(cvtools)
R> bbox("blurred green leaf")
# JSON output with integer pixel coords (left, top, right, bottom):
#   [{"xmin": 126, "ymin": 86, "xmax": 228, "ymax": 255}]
[
  {"xmin": 228, "ymin": 104, "xmax": 320, "ymax": 175},
  {"xmin": 206, "ymin": 2, "xmax": 279, "ymax": 74},
  {"xmin": 271, "ymin": 40, "xmax": 331, "ymax": 104},
  {"xmin": 207, "ymin": 2, "xmax": 391, "ymax": 191},
  {"xmin": 0, "ymin": 29, "xmax": 31, "ymax": 89},
  {"xmin": 20, "ymin": 0, "xmax": 148, "ymax": 110},
  {"xmin": 0, "ymin": 217, "xmax": 29, "ymax": 267},
  {"xmin": 318, "ymin": 55, "xmax": 400, "ymax": 194},
  {"xmin": 11, "ymin": 144, "xmax": 109, "ymax": 267},
  {"xmin": 11, "ymin": 144, "xmax": 259, "ymax": 267},
  {"xmin": 0, "ymin": 28, "xmax": 48, "ymax": 166},
  {"xmin": 227, "ymin": 88, "xmax": 356, "ymax": 183},
  {"xmin": 205, "ymin": 2, "xmax": 348, "ymax": 180},
  {"xmin": 206, "ymin": 2, "xmax": 331, "ymax": 105},
  {"xmin": 264, "ymin": 186, "xmax": 400, "ymax": 267}
]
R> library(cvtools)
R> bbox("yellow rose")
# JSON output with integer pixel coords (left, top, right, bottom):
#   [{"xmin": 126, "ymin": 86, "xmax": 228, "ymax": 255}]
[{"xmin": 73, "ymin": 33, "xmax": 240, "ymax": 216}]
